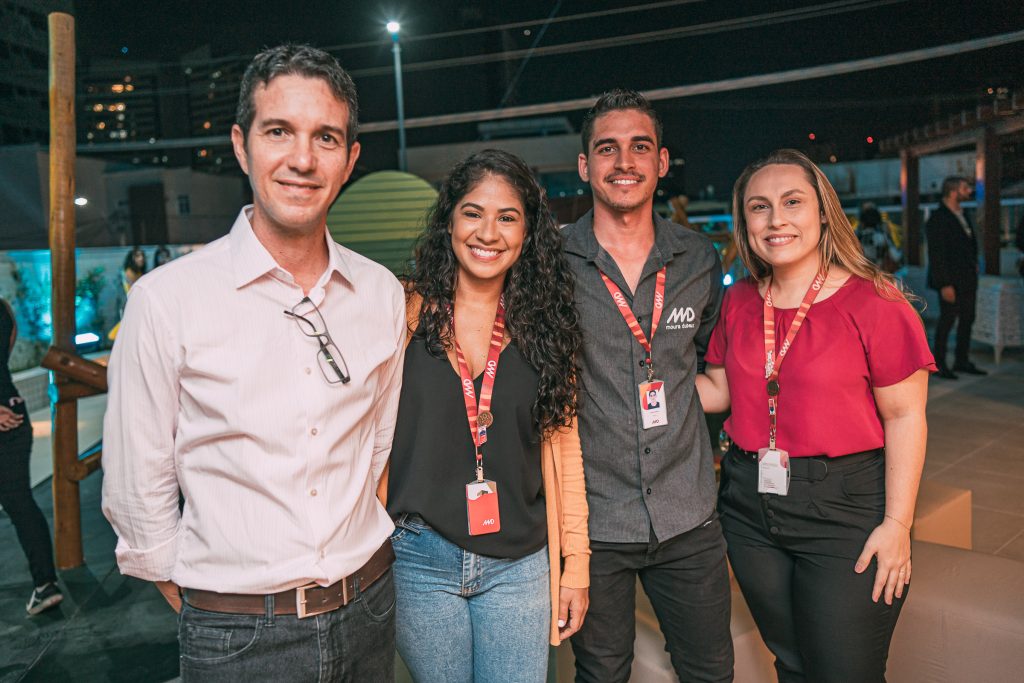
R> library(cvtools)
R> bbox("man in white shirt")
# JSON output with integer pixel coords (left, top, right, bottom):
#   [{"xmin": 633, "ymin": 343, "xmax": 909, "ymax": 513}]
[{"xmin": 102, "ymin": 44, "xmax": 405, "ymax": 681}]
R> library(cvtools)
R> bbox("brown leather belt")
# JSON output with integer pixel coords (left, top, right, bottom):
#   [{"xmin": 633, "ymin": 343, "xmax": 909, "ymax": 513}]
[{"xmin": 183, "ymin": 539, "xmax": 394, "ymax": 618}]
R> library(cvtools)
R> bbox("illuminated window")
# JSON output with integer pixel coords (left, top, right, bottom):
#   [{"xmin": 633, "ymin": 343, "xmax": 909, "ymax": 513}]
[
  {"xmin": 111, "ymin": 83, "xmax": 124, "ymax": 93},
  {"xmin": 96, "ymin": 121, "xmax": 106, "ymax": 130},
  {"xmin": 92, "ymin": 103, "xmax": 103, "ymax": 112},
  {"xmin": 202, "ymin": 121, "xmax": 211, "ymax": 130}
]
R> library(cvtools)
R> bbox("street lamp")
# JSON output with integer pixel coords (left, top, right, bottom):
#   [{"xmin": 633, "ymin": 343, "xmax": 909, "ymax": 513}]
[{"xmin": 387, "ymin": 21, "xmax": 407, "ymax": 172}]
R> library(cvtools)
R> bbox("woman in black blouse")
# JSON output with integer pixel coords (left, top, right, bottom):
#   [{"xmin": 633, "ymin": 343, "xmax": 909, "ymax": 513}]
[{"xmin": 384, "ymin": 150, "xmax": 590, "ymax": 682}]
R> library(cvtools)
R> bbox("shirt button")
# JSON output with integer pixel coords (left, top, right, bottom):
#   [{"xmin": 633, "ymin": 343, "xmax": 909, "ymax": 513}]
[
  {"xmin": 644, "ymin": 447, "xmax": 651, "ymax": 454},
  {"xmin": 304, "ymin": 367, "xmax": 312, "ymax": 375},
  {"xmin": 769, "ymin": 526, "xmax": 780, "ymax": 535},
  {"xmin": 639, "ymin": 360, "xmax": 645, "ymax": 367},
  {"xmin": 310, "ymin": 489, "xmax": 318, "ymax": 497},
  {"xmin": 766, "ymin": 510, "xmax": 775, "ymax": 518},
  {"xmin": 646, "ymin": 487, "xmax": 652, "ymax": 495},
  {"xmin": 311, "ymin": 428, "xmax": 318, "ymax": 436}
]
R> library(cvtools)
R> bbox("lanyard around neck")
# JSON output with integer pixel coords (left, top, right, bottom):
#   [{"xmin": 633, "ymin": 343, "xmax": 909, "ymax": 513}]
[
  {"xmin": 763, "ymin": 270, "xmax": 827, "ymax": 449},
  {"xmin": 600, "ymin": 267, "xmax": 666, "ymax": 382},
  {"xmin": 452, "ymin": 298, "xmax": 506, "ymax": 481}
]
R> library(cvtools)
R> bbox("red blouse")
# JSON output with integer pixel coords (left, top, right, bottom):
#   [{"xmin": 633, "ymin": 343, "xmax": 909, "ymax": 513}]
[{"xmin": 705, "ymin": 276, "xmax": 936, "ymax": 458}]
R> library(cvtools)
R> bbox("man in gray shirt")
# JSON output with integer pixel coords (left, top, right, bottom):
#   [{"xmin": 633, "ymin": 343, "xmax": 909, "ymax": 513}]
[{"xmin": 564, "ymin": 90, "xmax": 732, "ymax": 682}]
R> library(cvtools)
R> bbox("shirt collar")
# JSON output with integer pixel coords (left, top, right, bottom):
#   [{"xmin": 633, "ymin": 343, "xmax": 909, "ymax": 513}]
[
  {"xmin": 229, "ymin": 205, "xmax": 355, "ymax": 290},
  {"xmin": 564, "ymin": 209, "xmax": 690, "ymax": 263}
]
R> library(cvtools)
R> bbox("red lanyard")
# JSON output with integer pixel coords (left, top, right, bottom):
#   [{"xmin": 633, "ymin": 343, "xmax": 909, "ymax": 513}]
[
  {"xmin": 453, "ymin": 298, "xmax": 506, "ymax": 481},
  {"xmin": 763, "ymin": 270, "xmax": 827, "ymax": 449},
  {"xmin": 600, "ymin": 267, "xmax": 666, "ymax": 382}
]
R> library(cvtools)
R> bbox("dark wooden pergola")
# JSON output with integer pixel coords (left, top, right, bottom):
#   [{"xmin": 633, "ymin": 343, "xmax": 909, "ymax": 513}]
[{"xmin": 880, "ymin": 91, "xmax": 1024, "ymax": 273}]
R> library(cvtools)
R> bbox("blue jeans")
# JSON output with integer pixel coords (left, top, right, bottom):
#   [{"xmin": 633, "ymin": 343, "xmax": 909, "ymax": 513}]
[
  {"xmin": 392, "ymin": 514, "xmax": 550, "ymax": 683},
  {"xmin": 178, "ymin": 569, "xmax": 395, "ymax": 682}
]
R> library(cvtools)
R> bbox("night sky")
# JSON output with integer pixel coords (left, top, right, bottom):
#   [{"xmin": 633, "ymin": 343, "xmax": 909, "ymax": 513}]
[{"xmin": 73, "ymin": 0, "xmax": 1024, "ymax": 194}]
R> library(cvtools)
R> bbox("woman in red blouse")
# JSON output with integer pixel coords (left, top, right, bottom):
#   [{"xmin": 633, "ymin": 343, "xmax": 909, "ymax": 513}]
[{"xmin": 697, "ymin": 149, "xmax": 935, "ymax": 682}]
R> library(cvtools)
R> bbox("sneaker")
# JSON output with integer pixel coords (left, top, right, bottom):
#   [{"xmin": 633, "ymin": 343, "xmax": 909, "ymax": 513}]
[{"xmin": 26, "ymin": 582, "xmax": 63, "ymax": 616}]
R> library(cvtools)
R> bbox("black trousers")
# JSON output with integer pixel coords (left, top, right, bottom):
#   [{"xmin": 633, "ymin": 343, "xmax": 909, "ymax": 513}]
[
  {"xmin": 933, "ymin": 283, "xmax": 976, "ymax": 367},
  {"xmin": 0, "ymin": 420, "xmax": 57, "ymax": 587},
  {"xmin": 570, "ymin": 516, "xmax": 734, "ymax": 683},
  {"xmin": 719, "ymin": 446, "xmax": 905, "ymax": 683}
]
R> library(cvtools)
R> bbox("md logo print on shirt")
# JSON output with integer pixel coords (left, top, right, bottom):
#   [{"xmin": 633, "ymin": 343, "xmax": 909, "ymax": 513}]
[{"xmin": 664, "ymin": 305, "xmax": 697, "ymax": 330}]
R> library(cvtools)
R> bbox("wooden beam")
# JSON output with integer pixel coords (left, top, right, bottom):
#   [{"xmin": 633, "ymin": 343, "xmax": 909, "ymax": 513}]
[
  {"xmin": 906, "ymin": 128, "xmax": 981, "ymax": 157},
  {"xmin": 48, "ymin": 11, "xmax": 83, "ymax": 570},
  {"xmin": 900, "ymin": 151, "xmax": 922, "ymax": 266},
  {"xmin": 41, "ymin": 348, "xmax": 108, "ymax": 391}
]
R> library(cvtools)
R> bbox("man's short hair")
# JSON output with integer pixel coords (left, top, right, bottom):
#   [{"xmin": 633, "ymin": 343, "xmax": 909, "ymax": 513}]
[
  {"xmin": 941, "ymin": 176, "xmax": 969, "ymax": 198},
  {"xmin": 236, "ymin": 44, "xmax": 359, "ymax": 147},
  {"xmin": 580, "ymin": 89, "xmax": 663, "ymax": 153}
]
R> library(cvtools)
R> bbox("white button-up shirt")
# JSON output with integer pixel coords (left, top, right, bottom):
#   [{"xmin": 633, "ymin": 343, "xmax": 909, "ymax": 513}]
[{"xmin": 102, "ymin": 207, "xmax": 406, "ymax": 593}]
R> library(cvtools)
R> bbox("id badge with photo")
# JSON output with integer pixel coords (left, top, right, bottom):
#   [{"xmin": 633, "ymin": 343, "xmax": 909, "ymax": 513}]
[
  {"xmin": 757, "ymin": 448, "xmax": 790, "ymax": 496},
  {"xmin": 466, "ymin": 479, "xmax": 501, "ymax": 535},
  {"xmin": 639, "ymin": 380, "xmax": 668, "ymax": 430}
]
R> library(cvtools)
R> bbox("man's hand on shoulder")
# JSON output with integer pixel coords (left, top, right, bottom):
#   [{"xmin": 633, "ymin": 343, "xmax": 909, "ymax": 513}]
[{"xmin": 155, "ymin": 580, "xmax": 182, "ymax": 613}]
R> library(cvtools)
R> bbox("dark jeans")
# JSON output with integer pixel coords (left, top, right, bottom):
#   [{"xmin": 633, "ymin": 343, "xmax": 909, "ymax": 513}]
[
  {"xmin": 179, "ymin": 569, "xmax": 396, "ymax": 682},
  {"xmin": 719, "ymin": 446, "xmax": 905, "ymax": 683},
  {"xmin": 0, "ymin": 420, "xmax": 57, "ymax": 587},
  {"xmin": 570, "ymin": 516, "xmax": 733, "ymax": 683},
  {"xmin": 934, "ymin": 284, "xmax": 976, "ymax": 367}
]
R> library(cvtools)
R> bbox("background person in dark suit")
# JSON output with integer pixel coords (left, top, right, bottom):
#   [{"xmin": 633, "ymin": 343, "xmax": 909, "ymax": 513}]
[{"xmin": 926, "ymin": 176, "xmax": 987, "ymax": 379}]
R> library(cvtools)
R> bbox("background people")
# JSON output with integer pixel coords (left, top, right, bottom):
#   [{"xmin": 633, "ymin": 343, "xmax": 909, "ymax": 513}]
[
  {"xmin": 385, "ymin": 149, "xmax": 589, "ymax": 682},
  {"xmin": 122, "ymin": 247, "xmax": 147, "ymax": 289},
  {"xmin": 564, "ymin": 90, "xmax": 732, "ymax": 683},
  {"xmin": 926, "ymin": 176, "xmax": 986, "ymax": 379},
  {"xmin": 153, "ymin": 245, "xmax": 172, "ymax": 268},
  {"xmin": 698, "ymin": 149, "xmax": 934, "ymax": 683},
  {"xmin": 1, "ymin": 297, "xmax": 62, "ymax": 616},
  {"xmin": 102, "ymin": 44, "xmax": 405, "ymax": 681},
  {"xmin": 857, "ymin": 203, "xmax": 900, "ymax": 273}
]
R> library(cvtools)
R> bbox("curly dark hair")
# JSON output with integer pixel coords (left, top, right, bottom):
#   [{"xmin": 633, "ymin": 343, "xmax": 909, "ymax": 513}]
[{"xmin": 410, "ymin": 149, "xmax": 582, "ymax": 433}]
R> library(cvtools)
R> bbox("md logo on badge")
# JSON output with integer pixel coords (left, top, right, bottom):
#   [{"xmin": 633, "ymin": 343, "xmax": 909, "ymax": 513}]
[{"xmin": 664, "ymin": 306, "xmax": 696, "ymax": 330}]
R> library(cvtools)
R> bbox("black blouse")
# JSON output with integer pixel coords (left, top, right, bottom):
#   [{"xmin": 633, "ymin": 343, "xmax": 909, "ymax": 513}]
[{"xmin": 387, "ymin": 335, "xmax": 547, "ymax": 559}]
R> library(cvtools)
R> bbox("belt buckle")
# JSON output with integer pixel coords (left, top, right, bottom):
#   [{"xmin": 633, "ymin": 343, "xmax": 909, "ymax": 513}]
[{"xmin": 295, "ymin": 581, "xmax": 345, "ymax": 619}]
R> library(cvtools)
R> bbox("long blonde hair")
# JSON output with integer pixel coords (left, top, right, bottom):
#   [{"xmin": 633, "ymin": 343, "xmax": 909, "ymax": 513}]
[{"xmin": 731, "ymin": 149, "xmax": 906, "ymax": 301}]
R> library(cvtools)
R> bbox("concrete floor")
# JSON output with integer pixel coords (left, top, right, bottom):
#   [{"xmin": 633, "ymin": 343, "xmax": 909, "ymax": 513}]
[{"xmin": 2, "ymin": 346, "xmax": 1022, "ymax": 682}]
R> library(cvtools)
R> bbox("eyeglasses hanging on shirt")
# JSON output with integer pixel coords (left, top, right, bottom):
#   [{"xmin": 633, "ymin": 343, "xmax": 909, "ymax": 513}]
[{"xmin": 284, "ymin": 297, "xmax": 351, "ymax": 384}]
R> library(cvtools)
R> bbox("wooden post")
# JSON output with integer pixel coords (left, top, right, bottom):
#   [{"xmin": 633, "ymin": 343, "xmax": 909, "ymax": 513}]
[
  {"xmin": 900, "ymin": 150, "xmax": 922, "ymax": 266},
  {"xmin": 976, "ymin": 127, "xmax": 1002, "ymax": 275},
  {"xmin": 48, "ymin": 12, "xmax": 83, "ymax": 569}
]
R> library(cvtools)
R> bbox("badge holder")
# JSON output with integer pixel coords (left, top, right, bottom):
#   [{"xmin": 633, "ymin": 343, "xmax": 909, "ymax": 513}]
[
  {"xmin": 639, "ymin": 375, "xmax": 668, "ymax": 430},
  {"xmin": 757, "ymin": 447, "xmax": 790, "ymax": 495},
  {"xmin": 466, "ymin": 469, "xmax": 500, "ymax": 536}
]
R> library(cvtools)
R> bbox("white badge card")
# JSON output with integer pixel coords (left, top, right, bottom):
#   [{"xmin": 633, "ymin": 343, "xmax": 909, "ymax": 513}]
[
  {"xmin": 639, "ymin": 380, "xmax": 668, "ymax": 429},
  {"xmin": 757, "ymin": 448, "xmax": 790, "ymax": 495}
]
